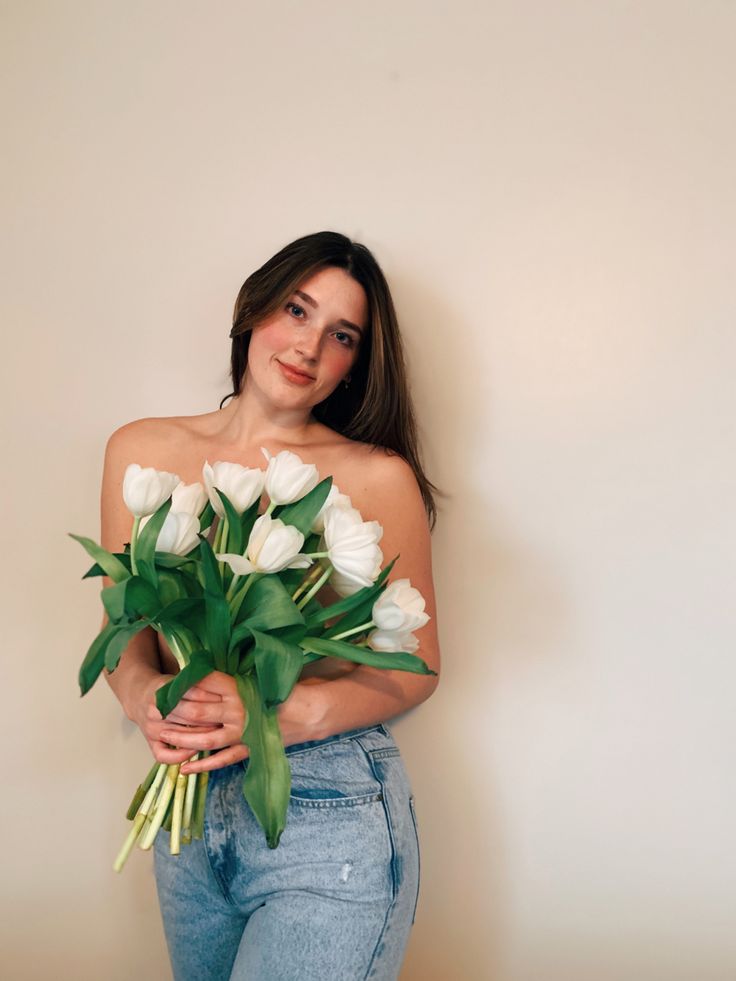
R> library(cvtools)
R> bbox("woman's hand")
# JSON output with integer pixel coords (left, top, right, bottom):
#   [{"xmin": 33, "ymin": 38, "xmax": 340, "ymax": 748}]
[
  {"xmin": 162, "ymin": 673, "xmax": 327, "ymax": 775},
  {"xmin": 128, "ymin": 671, "xmax": 226, "ymax": 767}
]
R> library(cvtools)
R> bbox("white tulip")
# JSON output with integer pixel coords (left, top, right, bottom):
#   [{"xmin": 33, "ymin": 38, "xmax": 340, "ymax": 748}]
[
  {"xmin": 311, "ymin": 485, "xmax": 353, "ymax": 534},
  {"xmin": 203, "ymin": 461, "xmax": 265, "ymax": 517},
  {"xmin": 372, "ymin": 579, "xmax": 430, "ymax": 633},
  {"xmin": 324, "ymin": 506, "xmax": 383, "ymax": 592},
  {"xmin": 218, "ymin": 514, "xmax": 312, "ymax": 575},
  {"xmin": 367, "ymin": 629, "xmax": 420, "ymax": 654},
  {"xmin": 140, "ymin": 511, "xmax": 200, "ymax": 556},
  {"xmin": 123, "ymin": 463, "xmax": 180, "ymax": 518},
  {"xmin": 171, "ymin": 481, "xmax": 208, "ymax": 517},
  {"xmin": 261, "ymin": 447, "xmax": 320, "ymax": 506},
  {"xmin": 328, "ymin": 570, "xmax": 365, "ymax": 598}
]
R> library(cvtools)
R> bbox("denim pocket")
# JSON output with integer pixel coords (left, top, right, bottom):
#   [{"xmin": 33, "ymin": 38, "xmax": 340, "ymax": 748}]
[{"xmin": 288, "ymin": 736, "xmax": 385, "ymax": 808}]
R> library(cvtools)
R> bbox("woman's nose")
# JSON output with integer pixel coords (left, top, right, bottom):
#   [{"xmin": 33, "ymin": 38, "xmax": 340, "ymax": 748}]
[{"xmin": 294, "ymin": 327, "xmax": 321, "ymax": 361}]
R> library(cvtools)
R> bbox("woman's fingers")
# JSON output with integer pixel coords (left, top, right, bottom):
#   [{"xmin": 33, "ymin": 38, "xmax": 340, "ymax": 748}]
[
  {"xmin": 148, "ymin": 740, "xmax": 198, "ymax": 765},
  {"xmin": 187, "ymin": 671, "xmax": 238, "ymax": 698},
  {"xmin": 164, "ymin": 700, "xmax": 232, "ymax": 727},
  {"xmin": 180, "ymin": 743, "xmax": 249, "ymax": 774},
  {"xmin": 159, "ymin": 723, "xmax": 237, "ymax": 752},
  {"xmin": 180, "ymin": 686, "xmax": 223, "ymax": 703}
]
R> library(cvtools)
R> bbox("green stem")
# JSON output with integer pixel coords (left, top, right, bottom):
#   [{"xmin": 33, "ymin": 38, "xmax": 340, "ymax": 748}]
[
  {"xmin": 169, "ymin": 769, "xmax": 188, "ymax": 855},
  {"xmin": 130, "ymin": 516, "xmax": 141, "ymax": 575},
  {"xmin": 291, "ymin": 563, "xmax": 325, "ymax": 602},
  {"xmin": 163, "ymin": 629, "xmax": 189, "ymax": 669},
  {"xmin": 226, "ymin": 573, "xmax": 242, "ymax": 602},
  {"xmin": 181, "ymin": 766, "xmax": 198, "ymax": 845},
  {"xmin": 265, "ymin": 500, "xmax": 276, "ymax": 516},
  {"xmin": 125, "ymin": 761, "xmax": 160, "ymax": 820},
  {"xmin": 229, "ymin": 574, "xmax": 258, "ymax": 620},
  {"xmin": 192, "ymin": 758, "xmax": 210, "ymax": 840},
  {"xmin": 331, "ymin": 619, "xmax": 375, "ymax": 642},
  {"xmin": 297, "ymin": 564, "xmax": 333, "ymax": 610},
  {"xmin": 217, "ymin": 516, "xmax": 230, "ymax": 577},
  {"xmin": 212, "ymin": 517, "xmax": 223, "ymax": 554},
  {"xmin": 113, "ymin": 762, "xmax": 167, "ymax": 872},
  {"xmin": 139, "ymin": 764, "xmax": 179, "ymax": 850}
]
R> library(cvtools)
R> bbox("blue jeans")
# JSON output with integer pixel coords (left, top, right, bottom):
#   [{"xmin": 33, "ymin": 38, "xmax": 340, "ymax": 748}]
[{"xmin": 154, "ymin": 724, "xmax": 421, "ymax": 980}]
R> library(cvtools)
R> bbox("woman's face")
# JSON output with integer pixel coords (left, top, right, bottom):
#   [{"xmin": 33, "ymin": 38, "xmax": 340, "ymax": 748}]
[{"xmin": 245, "ymin": 266, "xmax": 368, "ymax": 412}]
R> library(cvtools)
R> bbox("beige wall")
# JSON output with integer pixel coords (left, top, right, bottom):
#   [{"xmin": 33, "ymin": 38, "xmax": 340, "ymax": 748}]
[{"xmin": 3, "ymin": 2, "xmax": 734, "ymax": 978}]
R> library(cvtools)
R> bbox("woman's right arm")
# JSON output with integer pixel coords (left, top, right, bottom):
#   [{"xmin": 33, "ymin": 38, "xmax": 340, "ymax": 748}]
[{"xmin": 99, "ymin": 423, "xmax": 218, "ymax": 765}]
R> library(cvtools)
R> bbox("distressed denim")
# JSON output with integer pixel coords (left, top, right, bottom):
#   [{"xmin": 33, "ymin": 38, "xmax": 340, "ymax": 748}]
[{"xmin": 154, "ymin": 724, "xmax": 420, "ymax": 980}]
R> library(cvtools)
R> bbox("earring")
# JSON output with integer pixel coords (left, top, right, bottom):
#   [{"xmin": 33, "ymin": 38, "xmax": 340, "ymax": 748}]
[{"xmin": 343, "ymin": 374, "xmax": 351, "ymax": 389}]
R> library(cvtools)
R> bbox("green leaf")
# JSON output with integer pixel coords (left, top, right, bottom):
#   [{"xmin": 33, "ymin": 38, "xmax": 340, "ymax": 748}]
[
  {"xmin": 229, "ymin": 621, "xmax": 254, "ymax": 651},
  {"xmin": 136, "ymin": 557, "xmax": 157, "ymax": 588},
  {"xmin": 104, "ymin": 620, "xmax": 151, "ymax": 672},
  {"xmin": 215, "ymin": 490, "xmax": 243, "ymax": 555},
  {"xmin": 160, "ymin": 624, "xmax": 202, "ymax": 662},
  {"xmin": 101, "ymin": 576, "xmax": 161, "ymax": 624},
  {"xmin": 78, "ymin": 621, "xmax": 119, "ymax": 694},
  {"xmin": 300, "ymin": 636, "xmax": 436, "ymax": 675},
  {"xmin": 251, "ymin": 628, "xmax": 304, "ymax": 708},
  {"xmin": 155, "ymin": 650, "xmax": 215, "ymax": 717},
  {"xmin": 237, "ymin": 498, "xmax": 261, "ymax": 554},
  {"xmin": 198, "ymin": 538, "xmax": 224, "ymax": 596},
  {"xmin": 198, "ymin": 501, "xmax": 215, "ymax": 534},
  {"xmin": 82, "ymin": 551, "xmax": 132, "ymax": 579},
  {"xmin": 306, "ymin": 558, "xmax": 396, "ymax": 630},
  {"xmin": 274, "ymin": 477, "xmax": 332, "ymax": 537},
  {"xmin": 238, "ymin": 576, "xmax": 305, "ymax": 631},
  {"xmin": 155, "ymin": 598, "xmax": 206, "ymax": 638},
  {"xmin": 69, "ymin": 534, "xmax": 129, "ymax": 584},
  {"xmin": 204, "ymin": 590, "xmax": 231, "ymax": 671},
  {"xmin": 236, "ymin": 672, "xmax": 291, "ymax": 849},
  {"xmin": 155, "ymin": 569, "xmax": 185, "ymax": 607},
  {"xmin": 135, "ymin": 498, "xmax": 172, "ymax": 582},
  {"xmin": 154, "ymin": 552, "xmax": 194, "ymax": 569}
]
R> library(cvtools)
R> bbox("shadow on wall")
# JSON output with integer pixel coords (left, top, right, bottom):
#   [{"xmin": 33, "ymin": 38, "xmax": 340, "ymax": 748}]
[{"xmin": 394, "ymin": 276, "xmax": 574, "ymax": 979}]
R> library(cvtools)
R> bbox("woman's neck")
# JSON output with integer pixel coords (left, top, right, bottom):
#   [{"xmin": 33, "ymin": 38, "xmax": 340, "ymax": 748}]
[{"xmin": 214, "ymin": 391, "xmax": 319, "ymax": 450}]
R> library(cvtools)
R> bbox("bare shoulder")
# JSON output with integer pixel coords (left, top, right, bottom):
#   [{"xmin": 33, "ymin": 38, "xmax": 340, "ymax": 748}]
[
  {"xmin": 105, "ymin": 414, "xmax": 209, "ymax": 468},
  {"xmin": 339, "ymin": 443, "xmax": 428, "ymax": 539}
]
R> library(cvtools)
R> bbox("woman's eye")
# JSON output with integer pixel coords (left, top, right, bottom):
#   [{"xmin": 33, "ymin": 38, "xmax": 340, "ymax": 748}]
[
  {"xmin": 286, "ymin": 302, "xmax": 305, "ymax": 318},
  {"xmin": 334, "ymin": 331, "xmax": 355, "ymax": 347}
]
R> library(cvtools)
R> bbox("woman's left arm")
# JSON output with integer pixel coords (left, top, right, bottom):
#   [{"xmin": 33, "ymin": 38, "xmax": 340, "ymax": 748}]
[{"xmin": 284, "ymin": 452, "xmax": 440, "ymax": 742}]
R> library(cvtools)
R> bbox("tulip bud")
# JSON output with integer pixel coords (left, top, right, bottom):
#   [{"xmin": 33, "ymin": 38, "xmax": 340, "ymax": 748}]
[
  {"xmin": 367, "ymin": 629, "xmax": 420, "ymax": 654},
  {"xmin": 203, "ymin": 461, "xmax": 264, "ymax": 517},
  {"xmin": 261, "ymin": 447, "xmax": 320, "ymax": 506},
  {"xmin": 123, "ymin": 463, "xmax": 180, "ymax": 518},
  {"xmin": 171, "ymin": 481, "xmax": 208, "ymax": 517},
  {"xmin": 218, "ymin": 514, "xmax": 312, "ymax": 575},
  {"xmin": 324, "ymin": 506, "xmax": 383, "ymax": 591},
  {"xmin": 372, "ymin": 579, "xmax": 430, "ymax": 633},
  {"xmin": 311, "ymin": 485, "xmax": 353, "ymax": 534},
  {"xmin": 141, "ymin": 510, "xmax": 200, "ymax": 556}
]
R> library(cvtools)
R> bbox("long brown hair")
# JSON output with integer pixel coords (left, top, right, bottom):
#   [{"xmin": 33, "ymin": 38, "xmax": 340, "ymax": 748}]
[{"xmin": 223, "ymin": 231, "xmax": 439, "ymax": 529}]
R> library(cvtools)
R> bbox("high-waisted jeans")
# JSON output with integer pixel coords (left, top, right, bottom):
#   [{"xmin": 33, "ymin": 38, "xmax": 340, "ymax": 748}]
[{"xmin": 153, "ymin": 724, "xmax": 421, "ymax": 980}]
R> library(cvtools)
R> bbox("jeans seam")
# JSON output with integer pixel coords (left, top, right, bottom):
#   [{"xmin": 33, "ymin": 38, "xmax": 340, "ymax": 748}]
[
  {"xmin": 354, "ymin": 736, "xmax": 399, "ymax": 904},
  {"xmin": 289, "ymin": 791, "xmax": 384, "ymax": 808},
  {"xmin": 364, "ymin": 894, "xmax": 399, "ymax": 980},
  {"xmin": 408, "ymin": 796, "xmax": 420, "ymax": 925}
]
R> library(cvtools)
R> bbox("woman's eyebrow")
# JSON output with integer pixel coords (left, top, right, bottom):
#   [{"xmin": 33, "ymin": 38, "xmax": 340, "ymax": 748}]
[{"xmin": 294, "ymin": 289, "xmax": 364, "ymax": 337}]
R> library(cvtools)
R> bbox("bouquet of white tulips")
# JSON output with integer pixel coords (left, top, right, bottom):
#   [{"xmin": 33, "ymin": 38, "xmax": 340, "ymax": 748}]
[{"xmin": 72, "ymin": 448, "xmax": 434, "ymax": 871}]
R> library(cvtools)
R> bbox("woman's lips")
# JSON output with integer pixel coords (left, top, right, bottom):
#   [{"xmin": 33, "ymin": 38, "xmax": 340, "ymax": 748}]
[{"xmin": 277, "ymin": 360, "xmax": 315, "ymax": 385}]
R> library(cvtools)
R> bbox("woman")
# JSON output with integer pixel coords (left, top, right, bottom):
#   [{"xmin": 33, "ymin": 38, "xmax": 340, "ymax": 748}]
[{"xmin": 101, "ymin": 231, "xmax": 441, "ymax": 980}]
